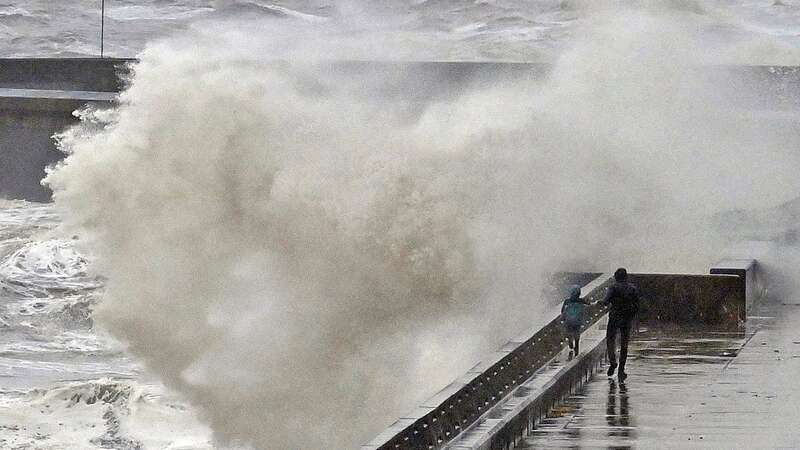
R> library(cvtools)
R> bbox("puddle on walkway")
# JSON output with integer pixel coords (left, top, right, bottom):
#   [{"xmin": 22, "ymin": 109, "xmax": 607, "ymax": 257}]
[{"xmin": 518, "ymin": 327, "xmax": 750, "ymax": 449}]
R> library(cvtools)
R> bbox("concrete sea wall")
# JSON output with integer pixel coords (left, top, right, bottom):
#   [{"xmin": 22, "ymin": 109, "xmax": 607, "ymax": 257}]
[
  {"xmin": 0, "ymin": 58, "xmax": 126, "ymax": 201},
  {"xmin": 633, "ymin": 260, "xmax": 766, "ymax": 328},
  {"xmin": 0, "ymin": 90, "xmax": 116, "ymax": 202},
  {"xmin": 632, "ymin": 273, "xmax": 744, "ymax": 328},
  {"xmin": 711, "ymin": 258, "xmax": 766, "ymax": 313},
  {"xmin": 0, "ymin": 58, "xmax": 133, "ymax": 92}
]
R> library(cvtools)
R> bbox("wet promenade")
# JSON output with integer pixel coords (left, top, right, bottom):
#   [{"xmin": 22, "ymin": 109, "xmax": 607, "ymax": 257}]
[{"xmin": 521, "ymin": 297, "xmax": 800, "ymax": 449}]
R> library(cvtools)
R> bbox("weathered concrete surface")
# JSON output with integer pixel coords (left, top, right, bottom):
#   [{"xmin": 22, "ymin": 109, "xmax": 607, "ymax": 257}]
[
  {"xmin": 632, "ymin": 273, "xmax": 745, "ymax": 328},
  {"xmin": 0, "ymin": 58, "xmax": 132, "ymax": 92},
  {"xmin": 0, "ymin": 90, "xmax": 114, "ymax": 201},
  {"xmin": 711, "ymin": 259, "xmax": 766, "ymax": 313},
  {"xmin": 673, "ymin": 299, "xmax": 800, "ymax": 448},
  {"xmin": 0, "ymin": 59, "xmax": 128, "ymax": 202},
  {"xmin": 521, "ymin": 296, "xmax": 800, "ymax": 449}
]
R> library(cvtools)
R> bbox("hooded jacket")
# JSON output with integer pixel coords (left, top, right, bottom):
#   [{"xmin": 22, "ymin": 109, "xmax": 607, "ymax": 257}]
[{"xmin": 561, "ymin": 285, "xmax": 588, "ymax": 328}]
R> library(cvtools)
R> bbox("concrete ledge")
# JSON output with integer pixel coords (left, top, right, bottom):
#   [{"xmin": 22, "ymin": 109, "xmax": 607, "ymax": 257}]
[
  {"xmin": 0, "ymin": 88, "xmax": 116, "ymax": 102},
  {"xmin": 711, "ymin": 259, "xmax": 764, "ymax": 313},
  {"xmin": 0, "ymin": 58, "xmax": 133, "ymax": 92},
  {"xmin": 0, "ymin": 89, "xmax": 116, "ymax": 113}
]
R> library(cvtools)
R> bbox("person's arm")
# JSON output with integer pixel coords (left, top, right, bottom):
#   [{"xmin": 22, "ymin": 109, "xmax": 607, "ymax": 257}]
[{"xmin": 598, "ymin": 284, "xmax": 614, "ymax": 306}]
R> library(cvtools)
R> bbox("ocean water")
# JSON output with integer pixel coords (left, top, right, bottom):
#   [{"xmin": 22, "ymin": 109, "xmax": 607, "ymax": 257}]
[
  {"xmin": 2, "ymin": 0, "xmax": 800, "ymax": 62},
  {"xmin": 3, "ymin": 1, "xmax": 800, "ymax": 449},
  {"xmin": 0, "ymin": 200, "xmax": 212, "ymax": 449}
]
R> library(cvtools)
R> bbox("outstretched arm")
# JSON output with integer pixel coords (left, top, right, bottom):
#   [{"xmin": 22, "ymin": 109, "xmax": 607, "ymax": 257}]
[{"xmin": 598, "ymin": 285, "xmax": 614, "ymax": 306}]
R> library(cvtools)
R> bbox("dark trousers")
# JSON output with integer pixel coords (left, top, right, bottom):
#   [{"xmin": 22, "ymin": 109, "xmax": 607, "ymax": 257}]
[
  {"xmin": 606, "ymin": 317, "xmax": 632, "ymax": 372},
  {"xmin": 566, "ymin": 326, "xmax": 580, "ymax": 353}
]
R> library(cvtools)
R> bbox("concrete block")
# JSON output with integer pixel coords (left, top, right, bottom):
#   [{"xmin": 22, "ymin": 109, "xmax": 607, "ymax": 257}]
[{"xmin": 631, "ymin": 273, "xmax": 745, "ymax": 328}]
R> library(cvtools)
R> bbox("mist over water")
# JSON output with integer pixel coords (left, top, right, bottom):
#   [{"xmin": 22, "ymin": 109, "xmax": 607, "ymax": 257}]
[{"xmin": 44, "ymin": 1, "xmax": 800, "ymax": 448}]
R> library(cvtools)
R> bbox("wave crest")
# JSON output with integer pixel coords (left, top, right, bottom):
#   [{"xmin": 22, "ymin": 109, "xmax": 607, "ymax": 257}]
[{"xmin": 0, "ymin": 240, "xmax": 102, "ymax": 298}]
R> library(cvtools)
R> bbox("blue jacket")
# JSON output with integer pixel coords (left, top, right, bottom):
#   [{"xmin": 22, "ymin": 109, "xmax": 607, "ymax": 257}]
[{"xmin": 561, "ymin": 286, "xmax": 588, "ymax": 328}]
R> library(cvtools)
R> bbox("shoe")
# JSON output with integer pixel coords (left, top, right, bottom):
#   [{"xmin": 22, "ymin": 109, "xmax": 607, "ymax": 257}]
[
  {"xmin": 607, "ymin": 363, "xmax": 617, "ymax": 376},
  {"xmin": 618, "ymin": 371, "xmax": 628, "ymax": 383}
]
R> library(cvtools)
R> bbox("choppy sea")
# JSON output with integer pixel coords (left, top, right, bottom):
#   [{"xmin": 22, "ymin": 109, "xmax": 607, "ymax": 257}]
[
  {"xmin": 0, "ymin": 200, "xmax": 211, "ymax": 449},
  {"xmin": 2, "ymin": 0, "xmax": 800, "ymax": 61}
]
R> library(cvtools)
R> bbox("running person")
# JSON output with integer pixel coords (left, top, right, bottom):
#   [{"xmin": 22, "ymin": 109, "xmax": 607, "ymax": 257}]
[{"xmin": 599, "ymin": 268, "xmax": 640, "ymax": 383}]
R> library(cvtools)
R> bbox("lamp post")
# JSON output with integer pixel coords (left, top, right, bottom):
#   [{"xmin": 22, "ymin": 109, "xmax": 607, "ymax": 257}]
[{"xmin": 100, "ymin": 0, "xmax": 105, "ymax": 58}]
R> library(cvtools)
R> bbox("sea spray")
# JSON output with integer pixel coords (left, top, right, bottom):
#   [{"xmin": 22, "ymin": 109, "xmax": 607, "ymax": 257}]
[{"xmin": 45, "ymin": 2, "xmax": 800, "ymax": 448}]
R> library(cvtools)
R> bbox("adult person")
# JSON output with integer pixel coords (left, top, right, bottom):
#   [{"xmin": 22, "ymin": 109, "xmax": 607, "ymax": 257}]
[{"xmin": 599, "ymin": 267, "xmax": 640, "ymax": 383}]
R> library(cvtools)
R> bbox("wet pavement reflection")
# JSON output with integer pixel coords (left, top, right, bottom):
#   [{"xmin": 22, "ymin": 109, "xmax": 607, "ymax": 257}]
[
  {"xmin": 519, "ymin": 328, "xmax": 749, "ymax": 449},
  {"xmin": 606, "ymin": 380, "xmax": 632, "ymax": 441}
]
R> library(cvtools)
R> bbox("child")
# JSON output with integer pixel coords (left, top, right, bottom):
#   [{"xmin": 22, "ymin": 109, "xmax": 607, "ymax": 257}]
[{"xmin": 561, "ymin": 285, "xmax": 589, "ymax": 354}]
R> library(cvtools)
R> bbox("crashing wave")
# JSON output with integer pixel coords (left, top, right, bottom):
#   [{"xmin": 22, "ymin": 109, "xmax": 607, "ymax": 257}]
[
  {"xmin": 0, "ymin": 239, "xmax": 103, "ymax": 298},
  {"xmin": 14, "ymin": 295, "xmax": 95, "ymax": 325},
  {"xmin": 0, "ymin": 201, "xmax": 59, "ymax": 237},
  {"xmin": 22, "ymin": 379, "xmax": 208, "ymax": 445},
  {"xmin": 0, "ymin": 379, "xmax": 208, "ymax": 449},
  {"xmin": 16, "ymin": 378, "xmax": 147, "ymax": 409},
  {"xmin": 0, "ymin": 328, "xmax": 109, "ymax": 355},
  {"xmin": 61, "ymin": 380, "xmax": 136, "ymax": 408}
]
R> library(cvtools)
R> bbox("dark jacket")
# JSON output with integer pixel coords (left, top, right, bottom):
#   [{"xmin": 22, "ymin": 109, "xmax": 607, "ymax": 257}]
[{"xmin": 601, "ymin": 281, "xmax": 640, "ymax": 322}]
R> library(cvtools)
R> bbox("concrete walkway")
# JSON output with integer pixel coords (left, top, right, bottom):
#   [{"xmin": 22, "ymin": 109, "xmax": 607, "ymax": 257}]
[{"xmin": 521, "ymin": 298, "xmax": 800, "ymax": 449}]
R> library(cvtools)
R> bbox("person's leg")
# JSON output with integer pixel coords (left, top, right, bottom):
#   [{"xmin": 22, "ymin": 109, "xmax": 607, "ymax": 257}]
[
  {"xmin": 606, "ymin": 322, "xmax": 618, "ymax": 375},
  {"xmin": 567, "ymin": 327, "xmax": 579, "ymax": 352},
  {"xmin": 618, "ymin": 321, "xmax": 632, "ymax": 381}
]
